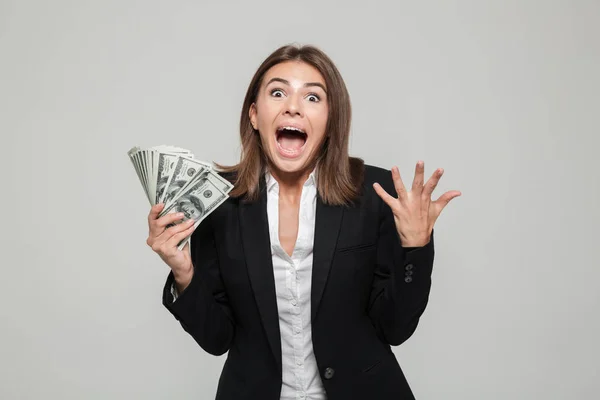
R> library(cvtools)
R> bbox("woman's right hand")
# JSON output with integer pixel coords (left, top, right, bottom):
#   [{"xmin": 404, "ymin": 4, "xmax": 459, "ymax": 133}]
[{"xmin": 146, "ymin": 203, "xmax": 195, "ymax": 277}]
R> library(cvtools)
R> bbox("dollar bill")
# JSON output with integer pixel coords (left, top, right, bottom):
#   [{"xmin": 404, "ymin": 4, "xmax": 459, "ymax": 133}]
[
  {"xmin": 155, "ymin": 152, "xmax": 180, "ymax": 205},
  {"xmin": 148, "ymin": 145, "xmax": 194, "ymax": 157},
  {"xmin": 159, "ymin": 173, "xmax": 229, "ymax": 249},
  {"xmin": 161, "ymin": 156, "xmax": 210, "ymax": 207},
  {"xmin": 129, "ymin": 148, "xmax": 152, "ymax": 204},
  {"xmin": 128, "ymin": 145, "xmax": 232, "ymax": 250},
  {"xmin": 127, "ymin": 147, "xmax": 149, "ymax": 203},
  {"xmin": 207, "ymin": 171, "xmax": 234, "ymax": 195}
]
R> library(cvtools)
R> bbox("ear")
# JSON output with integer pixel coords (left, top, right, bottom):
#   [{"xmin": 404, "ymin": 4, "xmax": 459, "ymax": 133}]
[{"xmin": 249, "ymin": 103, "xmax": 258, "ymax": 130}]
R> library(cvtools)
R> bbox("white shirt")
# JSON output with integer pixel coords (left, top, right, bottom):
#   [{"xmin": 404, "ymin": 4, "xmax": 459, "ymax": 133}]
[
  {"xmin": 172, "ymin": 170, "xmax": 326, "ymax": 400},
  {"xmin": 265, "ymin": 170, "xmax": 326, "ymax": 400}
]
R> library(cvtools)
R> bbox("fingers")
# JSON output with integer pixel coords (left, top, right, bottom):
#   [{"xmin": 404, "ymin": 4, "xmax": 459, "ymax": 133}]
[
  {"xmin": 373, "ymin": 182, "xmax": 398, "ymax": 210},
  {"xmin": 148, "ymin": 211, "xmax": 185, "ymax": 239},
  {"xmin": 411, "ymin": 161, "xmax": 425, "ymax": 194},
  {"xmin": 423, "ymin": 168, "xmax": 444, "ymax": 197},
  {"xmin": 391, "ymin": 166, "xmax": 407, "ymax": 200},
  {"xmin": 165, "ymin": 222, "xmax": 197, "ymax": 250},
  {"xmin": 156, "ymin": 212, "xmax": 187, "ymax": 230},
  {"xmin": 150, "ymin": 218, "xmax": 196, "ymax": 252},
  {"xmin": 147, "ymin": 211, "xmax": 187, "ymax": 246},
  {"xmin": 148, "ymin": 203, "xmax": 165, "ymax": 223},
  {"xmin": 434, "ymin": 190, "xmax": 462, "ymax": 210}
]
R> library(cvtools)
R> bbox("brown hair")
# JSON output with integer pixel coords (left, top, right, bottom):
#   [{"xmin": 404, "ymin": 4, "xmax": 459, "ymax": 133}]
[{"xmin": 216, "ymin": 43, "xmax": 364, "ymax": 206}]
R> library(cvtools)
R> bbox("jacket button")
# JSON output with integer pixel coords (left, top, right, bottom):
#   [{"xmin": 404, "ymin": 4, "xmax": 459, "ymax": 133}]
[
  {"xmin": 405, "ymin": 264, "xmax": 414, "ymax": 271},
  {"xmin": 323, "ymin": 367, "xmax": 335, "ymax": 379},
  {"xmin": 404, "ymin": 276, "xmax": 413, "ymax": 283}
]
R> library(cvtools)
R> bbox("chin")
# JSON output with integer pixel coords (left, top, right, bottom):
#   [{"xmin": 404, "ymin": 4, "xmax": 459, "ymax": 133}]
[{"xmin": 268, "ymin": 148, "xmax": 313, "ymax": 174}]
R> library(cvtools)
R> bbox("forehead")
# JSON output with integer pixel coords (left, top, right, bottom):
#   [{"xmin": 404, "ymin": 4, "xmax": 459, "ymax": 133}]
[{"xmin": 263, "ymin": 61, "xmax": 326, "ymax": 87}]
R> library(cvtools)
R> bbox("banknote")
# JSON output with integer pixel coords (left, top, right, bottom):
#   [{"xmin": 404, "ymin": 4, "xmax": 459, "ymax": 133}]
[
  {"xmin": 161, "ymin": 156, "xmax": 211, "ymax": 207},
  {"xmin": 159, "ymin": 172, "xmax": 229, "ymax": 249},
  {"xmin": 155, "ymin": 152, "xmax": 180, "ymax": 205},
  {"xmin": 128, "ymin": 145, "xmax": 233, "ymax": 250}
]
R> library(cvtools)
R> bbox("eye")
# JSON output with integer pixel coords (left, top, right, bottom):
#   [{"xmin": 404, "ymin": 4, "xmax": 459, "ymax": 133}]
[
  {"xmin": 270, "ymin": 89, "xmax": 285, "ymax": 98},
  {"xmin": 307, "ymin": 93, "xmax": 321, "ymax": 102}
]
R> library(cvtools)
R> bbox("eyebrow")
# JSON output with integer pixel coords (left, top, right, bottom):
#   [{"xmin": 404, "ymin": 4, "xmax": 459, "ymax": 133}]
[{"xmin": 266, "ymin": 77, "xmax": 328, "ymax": 94}]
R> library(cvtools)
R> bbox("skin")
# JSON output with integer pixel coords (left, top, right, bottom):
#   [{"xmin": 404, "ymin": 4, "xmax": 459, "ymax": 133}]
[
  {"xmin": 146, "ymin": 60, "xmax": 461, "ymax": 292},
  {"xmin": 373, "ymin": 163, "xmax": 461, "ymax": 247}
]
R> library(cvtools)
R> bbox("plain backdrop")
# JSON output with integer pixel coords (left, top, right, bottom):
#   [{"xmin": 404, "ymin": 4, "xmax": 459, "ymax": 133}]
[{"xmin": 1, "ymin": 0, "xmax": 598, "ymax": 399}]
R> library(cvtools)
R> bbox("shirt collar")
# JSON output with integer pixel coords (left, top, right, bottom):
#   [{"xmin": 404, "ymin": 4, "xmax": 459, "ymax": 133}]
[{"xmin": 265, "ymin": 168, "xmax": 318, "ymax": 193}]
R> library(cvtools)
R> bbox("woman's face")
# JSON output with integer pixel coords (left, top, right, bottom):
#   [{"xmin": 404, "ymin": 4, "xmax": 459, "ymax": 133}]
[{"xmin": 250, "ymin": 61, "xmax": 329, "ymax": 177}]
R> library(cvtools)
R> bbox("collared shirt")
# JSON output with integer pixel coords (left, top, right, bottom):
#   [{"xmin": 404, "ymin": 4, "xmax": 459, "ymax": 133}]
[
  {"xmin": 265, "ymin": 170, "xmax": 326, "ymax": 400},
  {"xmin": 172, "ymin": 170, "xmax": 326, "ymax": 399}
]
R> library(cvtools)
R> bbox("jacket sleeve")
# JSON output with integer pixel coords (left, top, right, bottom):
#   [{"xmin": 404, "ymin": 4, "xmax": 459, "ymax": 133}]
[
  {"xmin": 162, "ymin": 212, "xmax": 235, "ymax": 356},
  {"xmin": 367, "ymin": 176, "xmax": 435, "ymax": 346}
]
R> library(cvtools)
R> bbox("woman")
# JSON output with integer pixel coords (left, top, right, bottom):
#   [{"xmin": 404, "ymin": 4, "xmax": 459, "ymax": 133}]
[{"xmin": 146, "ymin": 44, "xmax": 460, "ymax": 400}]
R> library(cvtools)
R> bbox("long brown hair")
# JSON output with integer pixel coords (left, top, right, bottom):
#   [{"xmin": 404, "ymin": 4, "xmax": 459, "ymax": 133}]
[{"xmin": 216, "ymin": 44, "xmax": 364, "ymax": 206}]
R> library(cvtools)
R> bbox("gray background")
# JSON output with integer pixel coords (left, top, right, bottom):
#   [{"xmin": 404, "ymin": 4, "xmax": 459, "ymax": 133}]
[{"xmin": 1, "ymin": 0, "xmax": 598, "ymax": 399}]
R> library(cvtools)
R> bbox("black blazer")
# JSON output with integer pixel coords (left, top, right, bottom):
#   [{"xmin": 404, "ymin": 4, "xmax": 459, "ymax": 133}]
[{"xmin": 162, "ymin": 164, "xmax": 435, "ymax": 400}]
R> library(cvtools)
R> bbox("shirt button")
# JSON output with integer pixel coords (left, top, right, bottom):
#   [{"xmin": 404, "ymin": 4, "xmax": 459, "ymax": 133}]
[
  {"xmin": 291, "ymin": 299, "xmax": 297, "ymax": 306},
  {"xmin": 296, "ymin": 359, "xmax": 303, "ymax": 366}
]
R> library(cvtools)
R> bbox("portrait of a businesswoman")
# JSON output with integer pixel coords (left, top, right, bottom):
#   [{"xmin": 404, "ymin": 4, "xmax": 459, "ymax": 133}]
[{"xmin": 145, "ymin": 44, "xmax": 461, "ymax": 400}]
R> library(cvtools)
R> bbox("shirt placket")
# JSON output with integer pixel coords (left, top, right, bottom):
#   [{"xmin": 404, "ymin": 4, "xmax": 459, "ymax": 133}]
[
  {"xmin": 293, "ymin": 185, "xmax": 309, "ymax": 398},
  {"xmin": 269, "ymin": 175, "xmax": 318, "ymax": 400}
]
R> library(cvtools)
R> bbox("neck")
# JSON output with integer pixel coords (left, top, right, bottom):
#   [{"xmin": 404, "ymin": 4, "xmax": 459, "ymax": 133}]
[{"xmin": 268, "ymin": 164, "xmax": 315, "ymax": 201}]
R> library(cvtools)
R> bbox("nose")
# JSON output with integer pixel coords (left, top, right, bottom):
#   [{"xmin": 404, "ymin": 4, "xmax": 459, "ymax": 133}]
[{"xmin": 283, "ymin": 93, "xmax": 303, "ymax": 116}]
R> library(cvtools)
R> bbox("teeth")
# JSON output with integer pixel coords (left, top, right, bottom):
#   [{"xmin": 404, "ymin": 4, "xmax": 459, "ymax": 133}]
[{"xmin": 279, "ymin": 126, "xmax": 306, "ymax": 134}]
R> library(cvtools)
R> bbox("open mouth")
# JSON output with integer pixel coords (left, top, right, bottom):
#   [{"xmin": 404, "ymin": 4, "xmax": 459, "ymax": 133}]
[{"xmin": 275, "ymin": 126, "xmax": 308, "ymax": 157}]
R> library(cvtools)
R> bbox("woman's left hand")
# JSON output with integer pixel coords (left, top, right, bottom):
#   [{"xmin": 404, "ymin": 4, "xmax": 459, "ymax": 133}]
[{"xmin": 373, "ymin": 161, "xmax": 461, "ymax": 248}]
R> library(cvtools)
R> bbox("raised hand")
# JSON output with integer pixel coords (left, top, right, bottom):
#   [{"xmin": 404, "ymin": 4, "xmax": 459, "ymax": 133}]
[{"xmin": 373, "ymin": 161, "xmax": 461, "ymax": 247}]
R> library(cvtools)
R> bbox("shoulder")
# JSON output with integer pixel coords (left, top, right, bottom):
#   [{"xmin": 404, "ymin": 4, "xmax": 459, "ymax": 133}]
[
  {"xmin": 362, "ymin": 164, "xmax": 393, "ymax": 192},
  {"xmin": 346, "ymin": 158, "xmax": 392, "ymax": 199},
  {"xmin": 341, "ymin": 163, "xmax": 393, "ymax": 211}
]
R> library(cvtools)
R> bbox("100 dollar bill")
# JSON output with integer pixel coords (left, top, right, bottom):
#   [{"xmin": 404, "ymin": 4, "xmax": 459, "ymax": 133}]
[
  {"xmin": 159, "ymin": 173, "xmax": 229, "ymax": 249},
  {"xmin": 160, "ymin": 156, "xmax": 211, "ymax": 207}
]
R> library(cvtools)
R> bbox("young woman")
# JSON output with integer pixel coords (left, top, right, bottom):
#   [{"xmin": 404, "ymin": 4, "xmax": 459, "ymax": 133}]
[{"xmin": 146, "ymin": 44, "xmax": 460, "ymax": 400}]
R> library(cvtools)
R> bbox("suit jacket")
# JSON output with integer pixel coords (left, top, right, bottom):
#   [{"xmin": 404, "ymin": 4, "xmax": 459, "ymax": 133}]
[{"xmin": 162, "ymin": 164, "xmax": 435, "ymax": 400}]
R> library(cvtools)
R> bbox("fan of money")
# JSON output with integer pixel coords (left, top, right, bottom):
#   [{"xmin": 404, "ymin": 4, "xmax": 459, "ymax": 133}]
[{"xmin": 127, "ymin": 145, "xmax": 233, "ymax": 249}]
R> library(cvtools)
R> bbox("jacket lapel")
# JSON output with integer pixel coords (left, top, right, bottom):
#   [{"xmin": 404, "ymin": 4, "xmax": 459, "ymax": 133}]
[
  {"xmin": 238, "ymin": 180, "xmax": 344, "ymax": 369},
  {"xmin": 238, "ymin": 180, "xmax": 282, "ymax": 373},
  {"xmin": 311, "ymin": 196, "xmax": 344, "ymax": 322}
]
